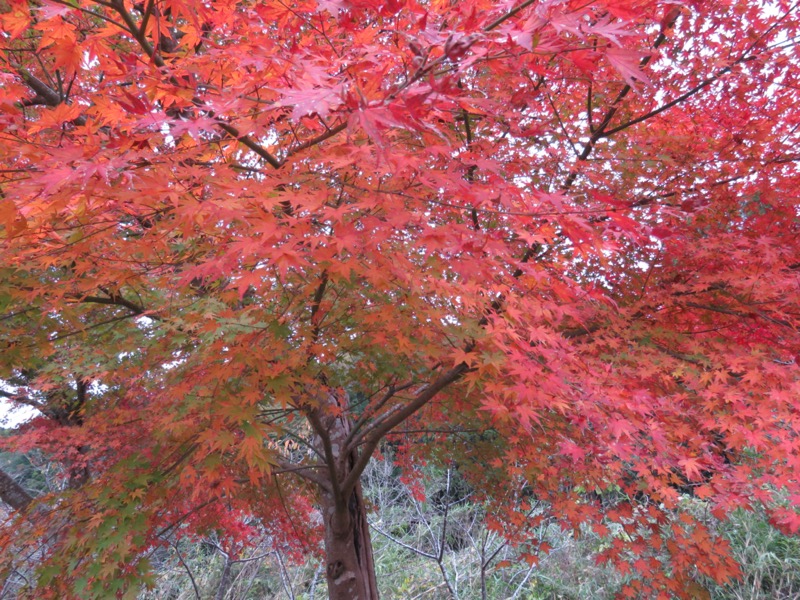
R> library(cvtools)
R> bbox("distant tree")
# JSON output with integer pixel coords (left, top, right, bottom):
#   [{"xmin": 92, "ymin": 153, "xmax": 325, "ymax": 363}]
[{"xmin": 1, "ymin": 0, "xmax": 799, "ymax": 597}]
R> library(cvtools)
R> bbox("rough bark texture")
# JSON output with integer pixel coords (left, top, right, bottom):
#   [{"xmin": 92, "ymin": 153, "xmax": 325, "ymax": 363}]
[
  {"xmin": 315, "ymin": 391, "xmax": 379, "ymax": 600},
  {"xmin": 0, "ymin": 468, "xmax": 33, "ymax": 512},
  {"xmin": 320, "ymin": 484, "xmax": 378, "ymax": 600},
  {"xmin": 351, "ymin": 478, "xmax": 378, "ymax": 599}
]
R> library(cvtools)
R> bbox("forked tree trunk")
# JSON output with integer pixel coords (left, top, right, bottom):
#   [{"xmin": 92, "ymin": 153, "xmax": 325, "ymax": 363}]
[{"xmin": 313, "ymin": 390, "xmax": 379, "ymax": 600}]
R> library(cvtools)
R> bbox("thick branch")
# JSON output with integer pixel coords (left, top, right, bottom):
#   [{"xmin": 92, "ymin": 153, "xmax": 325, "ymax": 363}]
[
  {"xmin": 684, "ymin": 302, "xmax": 793, "ymax": 329},
  {"xmin": 308, "ymin": 271, "xmax": 329, "ymax": 347},
  {"xmin": 16, "ymin": 68, "xmax": 61, "ymax": 106},
  {"xmin": 0, "ymin": 469, "xmax": 34, "ymax": 512},
  {"xmin": 216, "ymin": 123, "xmax": 282, "ymax": 169},
  {"xmin": 600, "ymin": 59, "xmax": 748, "ymax": 138},
  {"xmin": 0, "ymin": 389, "xmax": 44, "ymax": 412},
  {"xmin": 345, "ymin": 382, "xmax": 416, "ymax": 449},
  {"xmin": 78, "ymin": 294, "xmax": 145, "ymax": 315},
  {"xmin": 342, "ymin": 363, "xmax": 469, "ymax": 495},
  {"xmin": 12, "ymin": 64, "xmax": 87, "ymax": 127},
  {"xmin": 305, "ymin": 407, "xmax": 344, "ymax": 504}
]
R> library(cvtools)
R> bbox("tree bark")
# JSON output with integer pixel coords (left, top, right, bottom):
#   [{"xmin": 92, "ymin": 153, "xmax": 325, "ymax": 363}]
[
  {"xmin": 312, "ymin": 390, "xmax": 379, "ymax": 600},
  {"xmin": 214, "ymin": 552, "xmax": 233, "ymax": 600},
  {"xmin": 319, "ymin": 479, "xmax": 378, "ymax": 600},
  {"xmin": 0, "ymin": 468, "xmax": 33, "ymax": 512}
]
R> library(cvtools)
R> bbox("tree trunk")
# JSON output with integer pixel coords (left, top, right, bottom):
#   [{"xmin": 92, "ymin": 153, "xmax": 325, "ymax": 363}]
[
  {"xmin": 313, "ymin": 389, "xmax": 379, "ymax": 600},
  {"xmin": 214, "ymin": 552, "xmax": 233, "ymax": 600},
  {"xmin": 319, "ymin": 480, "xmax": 378, "ymax": 600}
]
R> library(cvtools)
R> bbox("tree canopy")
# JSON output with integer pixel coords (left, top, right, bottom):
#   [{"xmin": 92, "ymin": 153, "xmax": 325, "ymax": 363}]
[{"xmin": 1, "ymin": 0, "xmax": 799, "ymax": 597}]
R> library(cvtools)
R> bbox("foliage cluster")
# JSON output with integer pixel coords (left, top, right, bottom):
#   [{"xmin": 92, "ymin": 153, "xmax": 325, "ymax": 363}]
[{"xmin": 1, "ymin": 0, "xmax": 799, "ymax": 597}]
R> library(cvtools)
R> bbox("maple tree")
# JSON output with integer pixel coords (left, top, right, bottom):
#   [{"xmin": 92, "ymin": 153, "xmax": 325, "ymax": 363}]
[{"xmin": 1, "ymin": 0, "xmax": 799, "ymax": 596}]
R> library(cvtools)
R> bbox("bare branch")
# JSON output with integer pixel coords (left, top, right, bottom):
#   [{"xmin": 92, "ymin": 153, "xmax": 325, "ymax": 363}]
[
  {"xmin": 162, "ymin": 537, "xmax": 202, "ymax": 600},
  {"xmin": 275, "ymin": 460, "xmax": 332, "ymax": 491},
  {"xmin": 368, "ymin": 521, "xmax": 437, "ymax": 559}
]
